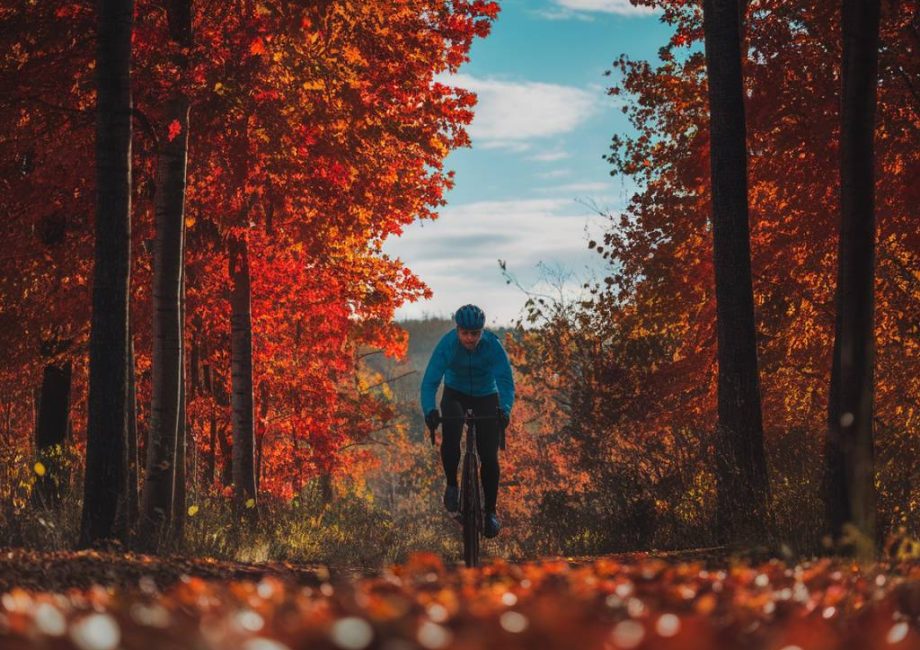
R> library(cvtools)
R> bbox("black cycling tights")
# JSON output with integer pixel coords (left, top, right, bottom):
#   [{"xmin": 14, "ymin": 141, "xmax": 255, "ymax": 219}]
[{"xmin": 440, "ymin": 386, "xmax": 500, "ymax": 514}]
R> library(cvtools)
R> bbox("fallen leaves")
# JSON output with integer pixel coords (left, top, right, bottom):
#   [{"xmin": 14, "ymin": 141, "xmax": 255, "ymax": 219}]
[{"xmin": 0, "ymin": 550, "xmax": 918, "ymax": 649}]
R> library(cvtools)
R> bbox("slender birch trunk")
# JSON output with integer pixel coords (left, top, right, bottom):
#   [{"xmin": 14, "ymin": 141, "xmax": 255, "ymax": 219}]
[
  {"xmin": 173, "ymin": 271, "xmax": 188, "ymax": 539},
  {"xmin": 139, "ymin": 0, "xmax": 191, "ymax": 550}
]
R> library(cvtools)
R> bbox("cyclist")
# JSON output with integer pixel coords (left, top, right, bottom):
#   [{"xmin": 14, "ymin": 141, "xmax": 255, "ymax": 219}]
[{"xmin": 421, "ymin": 304, "xmax": 514, "ymax": 538}]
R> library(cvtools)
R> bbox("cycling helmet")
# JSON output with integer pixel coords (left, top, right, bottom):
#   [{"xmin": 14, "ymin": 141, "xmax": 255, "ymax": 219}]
[{"xmin": 454, "ymin": 304, "xmax": 485, "ymax": 330}]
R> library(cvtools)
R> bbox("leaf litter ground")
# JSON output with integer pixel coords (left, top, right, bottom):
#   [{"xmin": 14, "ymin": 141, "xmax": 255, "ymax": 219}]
[{"xmin": 0, "ymin": 548, "xmax": 918, "ymax": 649}]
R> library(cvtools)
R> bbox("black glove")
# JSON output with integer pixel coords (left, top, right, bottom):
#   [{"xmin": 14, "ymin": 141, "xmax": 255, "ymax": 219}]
[
  {"xmin": 425, "ymin": 409, "xmax": 441, "ymax": 445},
  {"xmin": 497, "ymin": 408, "xmax": 509, "ymax": 451},
  {"xmin": 497, "ymin": 408, "xmax": 510, "ymax": 430}
]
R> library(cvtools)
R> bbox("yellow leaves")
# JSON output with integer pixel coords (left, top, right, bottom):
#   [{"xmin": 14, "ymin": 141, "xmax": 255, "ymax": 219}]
[
  {"xmin": 302, "ymin": 79, "xmax": 324, "ymax": 91},
  {"xmin": 245, "ymin": 498, "xmax": 256, "ymax": 509},
  {"xmin": 251, "ymin": 127, "xmax": 270, "ymax": 144},
  {"xmin": 33, "ymin": 462, "xmax": 46, "ymax": 477},
  {"xmin": 342, "ymin": 44, "xmax": 365, "ymax": 66},
  {"xmin": 428, "ymin": 136, "xmax": 447, "ymax": 157},
  {"xmin": 185, "ymin": 216, "xmax": 196, "ymax": 229},
  {"xmin": 187, "ymin": 504, "xmax": 199, "ymax": 517},
  {"xmin": 885, "ymin": 529, "xmax": 920, "ymax": 560}
]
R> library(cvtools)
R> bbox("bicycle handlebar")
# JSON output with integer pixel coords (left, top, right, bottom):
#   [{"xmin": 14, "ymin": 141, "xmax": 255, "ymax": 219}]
[{"xmin": 428, "ymin": 413, "xmax": 507, "ymax": 450}]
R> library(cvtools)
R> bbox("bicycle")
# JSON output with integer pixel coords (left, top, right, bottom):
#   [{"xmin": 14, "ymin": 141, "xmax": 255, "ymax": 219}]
[{"xmin": 431, "ymin": 411, "xmax": 504, "ymax": 568}]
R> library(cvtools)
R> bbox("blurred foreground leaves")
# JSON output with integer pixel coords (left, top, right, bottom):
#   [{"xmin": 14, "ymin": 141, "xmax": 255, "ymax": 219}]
[{"xmin": 0, "ymin": 549, "xmax": 918, "ymax": 649}]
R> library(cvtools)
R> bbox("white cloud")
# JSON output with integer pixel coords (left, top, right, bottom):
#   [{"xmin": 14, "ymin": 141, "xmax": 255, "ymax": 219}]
[
  {"xmin": 438, "ymin": 73, "xmax": 600, "ymax": 151},
  {"xmin": 383, "ymin": 198, "xmax": 611, "ymax": 325},
  {"xmin": 537, "ymin": 169, "xmax": 572, "ymax": 179},
  {"xmin": 534, "ymin": 8, "xmax": 596, "ymax": 21},
  {"xmin": 538, "ymin": 181, "xmax": 612, "ymax": 193},
  {"xmin": 551, "ymin": 0, "xmax": 657, "ymax": 16},
  {"xmin": 529, "ymin": 150, "xmax": 572, "ymax": 162}
]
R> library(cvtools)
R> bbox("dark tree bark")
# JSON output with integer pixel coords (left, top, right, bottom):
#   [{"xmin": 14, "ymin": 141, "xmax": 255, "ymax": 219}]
[
  {"xmin": 824, "ymin": 0, "xmax": 881, "ymax": 557},
  {"xmin": 207, "ymin": 412, "xmax": 217, "ymax": 489},
  {"xmin": 139, "ymin": 0, "xmax": 191, "ymax": 550},
  {"xmin": 79, "ymin": 0, "xmax": 133, "ymax": 548},
  {"xmin": 211, "ymin": 368, "xmax": 234, "ymax": 490},
  {"xmin": 115, "ymin": 327, "xmax": 139, "ymax": 538},
  {"xmin": 33, "ymin": 362, "xmax": 72, "ymax": 509},
  {"xmin": 702, "ymin": 0, "xmax": 770, "ymax": 544},
  {"xmin": 256, "ymin": 380, "xmax": 269, "ymax": 493},
  {"xmin": 219, "ymin": 422, "xmax": 233, "ymax": 489},
  {"xmin": 229, "ymin": 234, "xmax": 257, "ymax": 518}
]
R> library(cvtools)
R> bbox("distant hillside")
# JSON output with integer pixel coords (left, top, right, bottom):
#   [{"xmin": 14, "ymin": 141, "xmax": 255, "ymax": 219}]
[
  {"xmin": 364, "ymin": 318, "xmax": 517, "ymax": 408},
  {"xmin": 400, "ymin": 317, "xmax": 455, "ymax": 370},
  {"xmin": 399, "ymin": 318, "xmax": 515, "ymax": 372}
]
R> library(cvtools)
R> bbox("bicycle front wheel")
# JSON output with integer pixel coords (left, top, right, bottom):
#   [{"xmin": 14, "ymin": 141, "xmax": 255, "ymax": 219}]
[{"xmin": 461, "ymin": 451, "xmax": 482, "ymax": 568}]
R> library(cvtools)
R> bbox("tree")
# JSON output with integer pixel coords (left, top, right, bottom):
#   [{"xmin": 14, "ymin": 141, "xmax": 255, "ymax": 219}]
[
  {"xmin": 139, "ymin": 0, "xmax": 192, "ymax": 549},
  {"xmin": 824, "ymin": 0, "xmax": 882, "ymax": 556},
  {"xmin": 702, "ymin": 0, "xmax": 770, "ymax": 544},
  {"xmin": 79, "ymin": 0, "xmax": 134, "ymax": 547},
  {"xmin": 229, "ymin": 232, "xmax": 257, "ymax": 516},
  {"xmin": 0, "ymin": 0, "xmax": 499, "ymax": 526},
  {"xmin": 33, "ymin": 356, "xmax": 72, "ymax": 509}
]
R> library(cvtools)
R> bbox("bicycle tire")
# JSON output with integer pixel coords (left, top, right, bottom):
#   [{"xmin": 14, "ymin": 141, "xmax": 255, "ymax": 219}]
[
  {"xmin": 460, "ymin": 417, "xmax": 483, "ymax": 568},
  {"xmin": 461, "ymin": 450, "xmax": 481, "ymax": 568}
]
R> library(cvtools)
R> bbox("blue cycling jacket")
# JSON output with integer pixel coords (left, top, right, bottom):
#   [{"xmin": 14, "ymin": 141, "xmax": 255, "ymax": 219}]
[{"xmin": 420, "ymin": 329, "xmax": 515, "ymax": 416}]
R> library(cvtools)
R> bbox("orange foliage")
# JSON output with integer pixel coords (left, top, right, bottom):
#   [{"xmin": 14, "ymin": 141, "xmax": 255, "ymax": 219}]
[
  {"xmin": 0, "ymin": 0, "xmax": 499, "ymax": 500},
  {"xmin": 506, "ymin": 0, "xmax": 918, "ymax": 549}
]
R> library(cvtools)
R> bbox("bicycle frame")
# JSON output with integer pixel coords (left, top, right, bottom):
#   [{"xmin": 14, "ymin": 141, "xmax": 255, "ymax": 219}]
[{"xmin": 431, "ymin": 411, "xmax": 503, "ymax": 568}]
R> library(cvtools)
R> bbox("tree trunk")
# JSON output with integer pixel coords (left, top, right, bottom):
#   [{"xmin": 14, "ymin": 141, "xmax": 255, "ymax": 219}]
[
  {"xmin": 139, "ymin": 98, "xmax": 189, "ymax": 547},
  {"xmin": 212, "ymin": 373, "xmax": 234, "ymax": 490},
  {"xmin": 219, "ymin": 422, "xmax": 233, "ymax": 489},
  {"xmin": 139, "ymin": 0, "xmax": 191, "ymax": 550},
  {"xmin": 702, "ymin": 0, "xmax": 770, "ymax": 545},
  {"xmin": 173, "ymin": 272, "xmax": 188, "ymax": 540},
  {"xmin": 207, "ymin": 410, "xmax": 217, "ymax": 489},
  {"xmin": 34, "ymin": 362, "xmax": 72, "ymax": 509},
  {"xmin": 825, "ymin": 0, "xmax": 881, "ymax": 558},
  {"xmin": 125, "ymin": 330, "xmax": 139, "ymax": 532},
  {"xmin": 256, "ymin": 380, "xmax": 269, "ymax": 493},
  {"xmin": 230, "ymin": 234, "xmax": 257, "ymax": 517},
  {"xmin": 320, "ymin": 473, "xmax": 334, "ymax": 505},
  {"xmin": 79, "ymin": 0, "xmax": 133, "ymax": 548},
  {"xmin": 115, "ymin": 327, "xmax": 139, "ymax": 538}
]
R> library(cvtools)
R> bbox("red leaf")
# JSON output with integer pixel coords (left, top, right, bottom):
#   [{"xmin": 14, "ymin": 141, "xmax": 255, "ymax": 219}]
[{"xmin": 167, "ymin": 119, "xmax": 182, "ymax": 142}]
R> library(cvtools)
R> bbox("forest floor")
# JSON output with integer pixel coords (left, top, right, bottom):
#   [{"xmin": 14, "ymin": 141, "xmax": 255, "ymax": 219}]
[{"xmin": 0, "ymin": 547, "xmax": 919, "ymax": 650}]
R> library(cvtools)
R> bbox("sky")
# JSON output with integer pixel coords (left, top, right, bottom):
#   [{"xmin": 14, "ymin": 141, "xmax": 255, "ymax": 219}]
[{"xmin": 383, "ymin": 0, "xmax": 675, "ymax": 326}]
